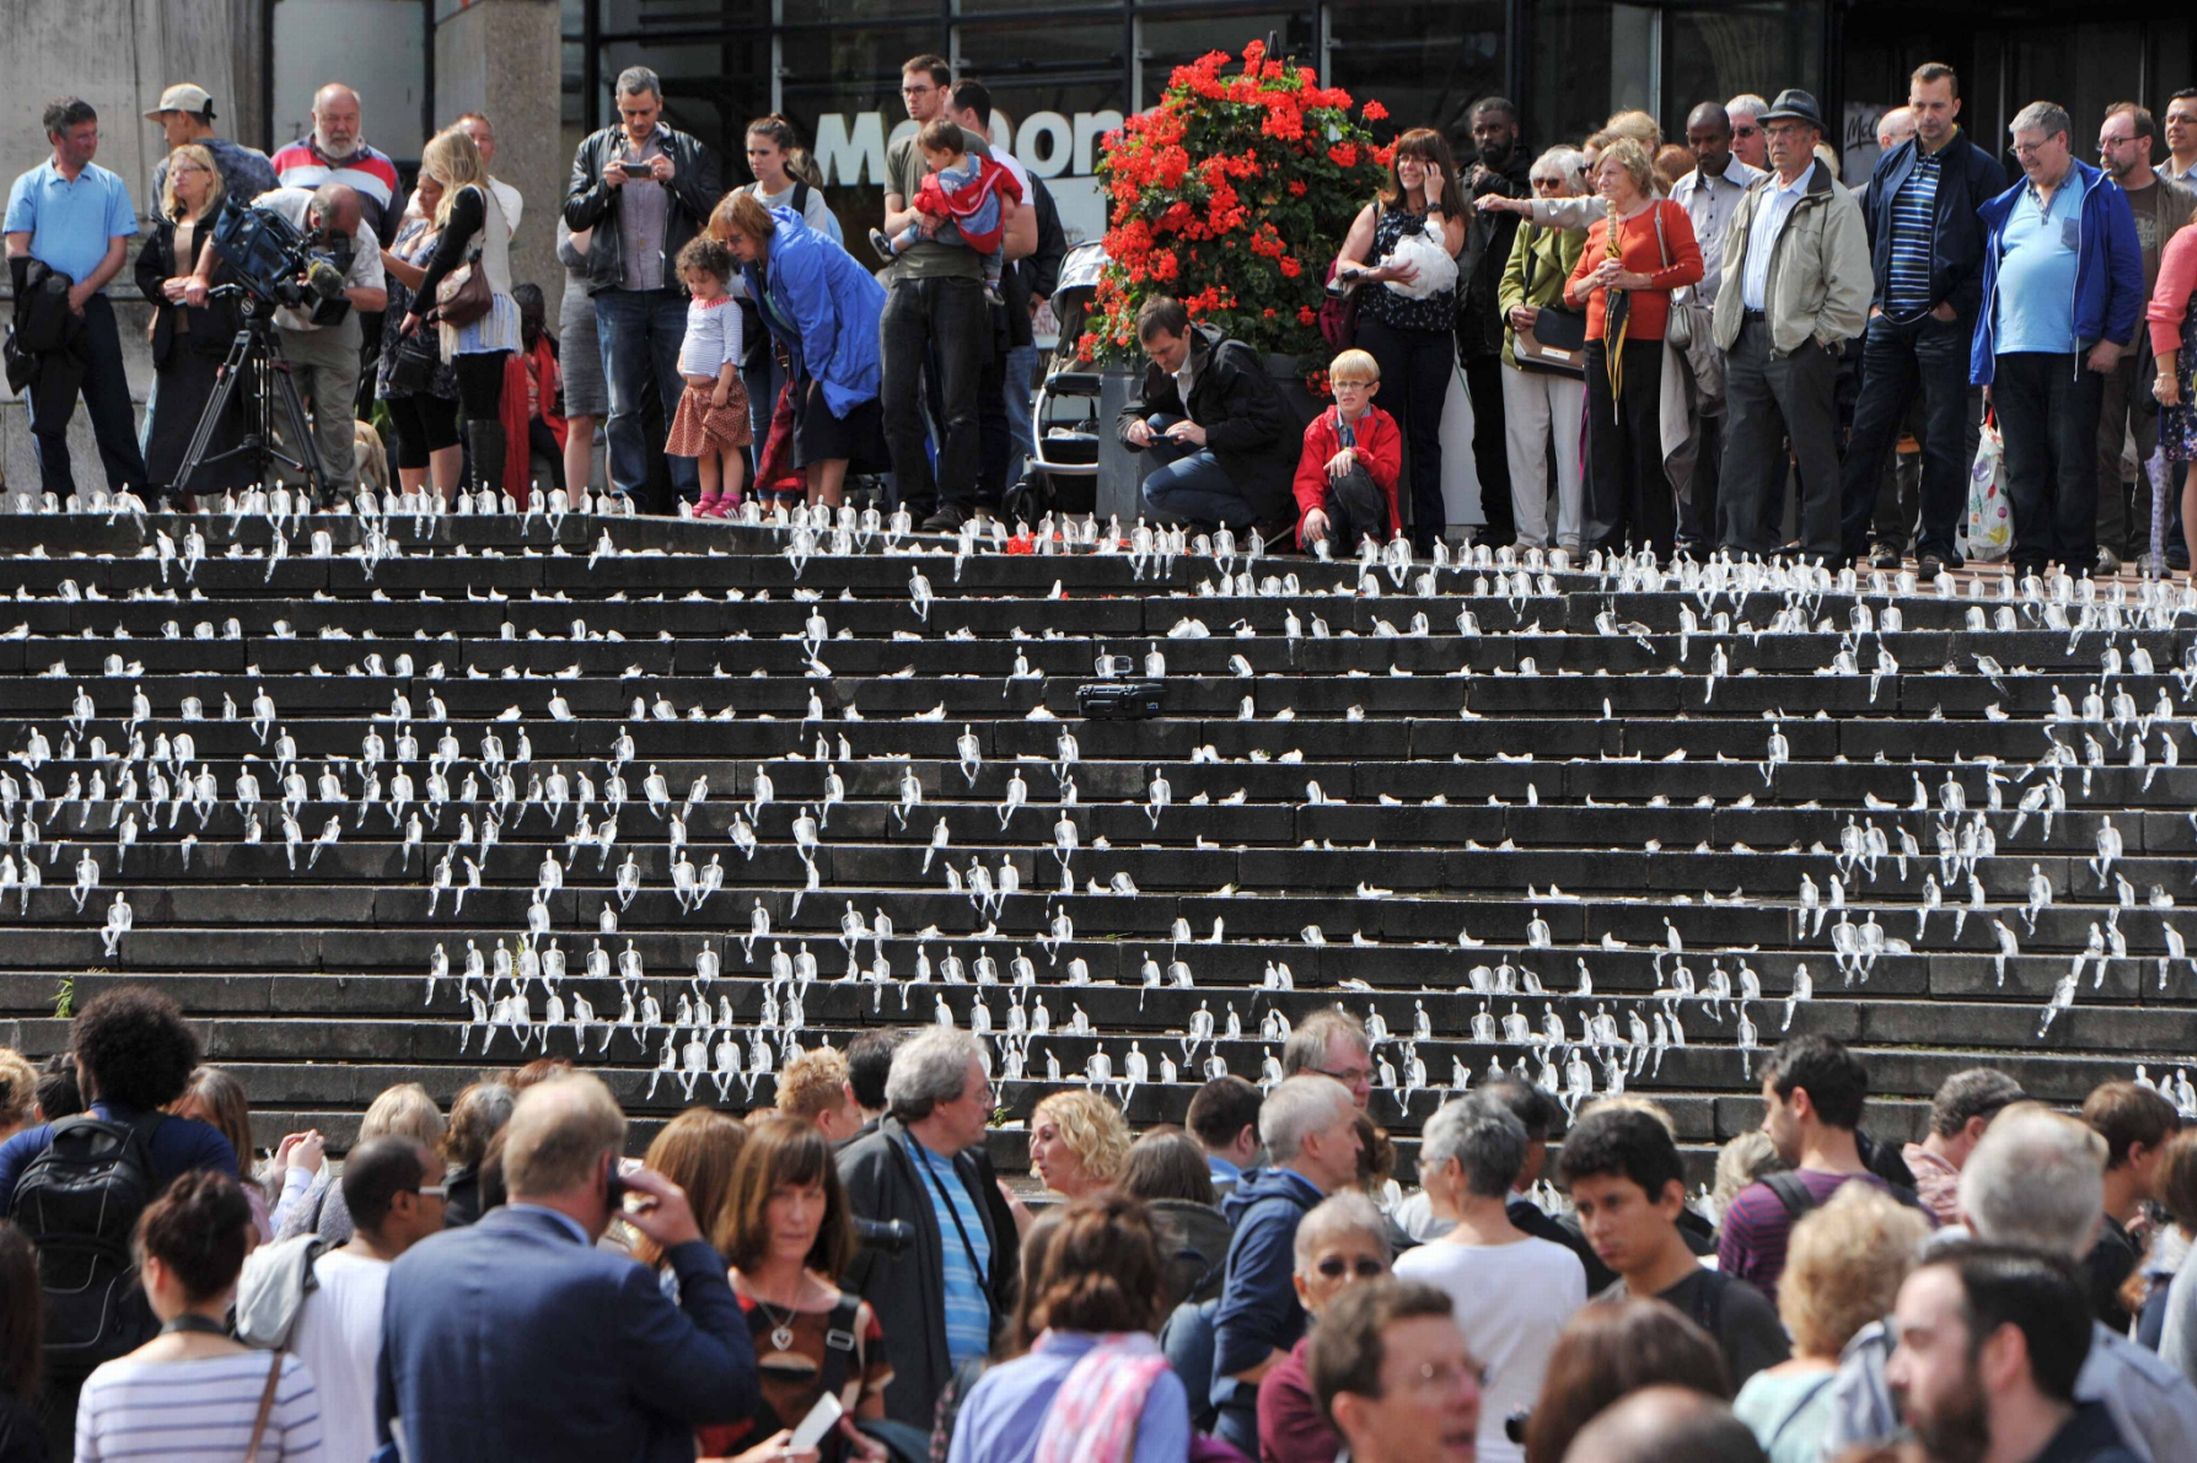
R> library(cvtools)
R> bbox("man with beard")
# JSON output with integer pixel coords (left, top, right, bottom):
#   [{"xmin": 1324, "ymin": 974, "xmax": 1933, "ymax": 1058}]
[
  {"xmin": 1458, "ymin": 97, "xmax": 1530, "ymax": 548},
  {"xmin": 1886, "ymin": 1244, "xmax": 2140, "ymax": 1463}
]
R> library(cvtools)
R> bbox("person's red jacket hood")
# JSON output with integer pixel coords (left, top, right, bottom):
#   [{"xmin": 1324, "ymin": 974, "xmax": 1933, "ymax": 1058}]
[{"xmin": 1291, "ymin": 402, "xmax": 1403, "ymax": 549}]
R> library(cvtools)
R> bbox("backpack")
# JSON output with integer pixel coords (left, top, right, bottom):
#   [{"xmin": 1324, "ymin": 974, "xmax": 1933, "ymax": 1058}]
[
  {"xmin": 1763, "ymin": 1170, "xmax": 1930, "ymax": 1224},
  {"xmin": 12, "ymin": 1112, "xmax": 170, "ymax": 1377}
]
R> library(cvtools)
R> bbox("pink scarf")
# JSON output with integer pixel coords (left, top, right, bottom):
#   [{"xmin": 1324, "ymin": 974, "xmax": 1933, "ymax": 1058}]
[{"xmin": 1033, "ymin": 1332, "xmax": 1171, "ymax": 1463}]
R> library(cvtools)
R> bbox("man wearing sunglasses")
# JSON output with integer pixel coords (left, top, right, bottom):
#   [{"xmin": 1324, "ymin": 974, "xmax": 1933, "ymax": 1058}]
[
  {"xmin": 238, "ymin": 1136, "xmax": 448, "ymax": 1463},
  {"xmin": 1727, "ymin": 94, "xmax": 1771, "ymax": 174}
]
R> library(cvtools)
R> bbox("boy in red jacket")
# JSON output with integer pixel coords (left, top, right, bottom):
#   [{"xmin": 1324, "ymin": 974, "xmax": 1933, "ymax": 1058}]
[{"xmin": 1293, "ymin": 349, "xmax": 1403, "ymax": 551}]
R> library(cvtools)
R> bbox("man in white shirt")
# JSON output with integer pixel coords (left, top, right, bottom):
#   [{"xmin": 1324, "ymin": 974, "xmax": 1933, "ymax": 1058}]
[
  {"xmin": 457, "ymin": 112, "xmax": 523, "ymax": 239},
  {"xmin": 1668, "ymin": 101, "xmax": 1765, "ymax": 553},
  {"xmin": 286, "ymin": 1137, "xmax": 446, "ymax": 1462}
]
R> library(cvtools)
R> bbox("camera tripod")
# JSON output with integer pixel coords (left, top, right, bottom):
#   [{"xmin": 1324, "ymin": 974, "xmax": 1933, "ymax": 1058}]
[{"xmin": 170, "ymin": 289, "xmax": 327, "ymax": 501}]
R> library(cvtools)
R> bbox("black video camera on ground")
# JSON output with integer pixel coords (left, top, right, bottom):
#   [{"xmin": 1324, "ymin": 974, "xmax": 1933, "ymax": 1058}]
[{"xmin": 210, "ymin": 198, "xmax": 353, "ymax": 325}]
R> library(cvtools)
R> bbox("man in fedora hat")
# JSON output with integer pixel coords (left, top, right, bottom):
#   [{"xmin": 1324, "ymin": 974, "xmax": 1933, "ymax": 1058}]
[
  {"xmin": 1711, "ymin": 86, "xmax": 1871, "ymax": 565},
  {"xmin": 144, "ymin": 83, "xmax": 276, "ymax": 207}
]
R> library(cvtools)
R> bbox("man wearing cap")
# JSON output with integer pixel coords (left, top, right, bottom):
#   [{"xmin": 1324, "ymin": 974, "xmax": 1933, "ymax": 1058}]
[
  {"xmin": 1711, "ymin": 87, "xmax": 1871, "ymax": 565},
  {"xmin": 4, "ymin": 96, "xmax": 149, "ymax": 500},
  {"xmin": 145, "ymin": 83, "xmax": 276, "ymax": 208}
]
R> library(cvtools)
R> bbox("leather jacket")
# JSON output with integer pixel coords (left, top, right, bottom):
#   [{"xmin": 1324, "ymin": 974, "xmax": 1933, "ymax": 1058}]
[{"xmin": 562, "ymin": 123, "xmax": 721, "ymax": 295}]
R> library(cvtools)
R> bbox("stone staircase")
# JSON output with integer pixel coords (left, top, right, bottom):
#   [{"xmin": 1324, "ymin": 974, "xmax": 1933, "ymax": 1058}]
[{"xmin": 2, "ymin": 498, "xmax": 2195, "ymax": 1181}]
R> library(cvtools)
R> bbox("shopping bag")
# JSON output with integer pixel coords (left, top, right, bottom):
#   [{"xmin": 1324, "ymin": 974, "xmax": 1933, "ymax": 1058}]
[{"xmin": 1962, "ymin": 413, "xmax": 2012, "ymax": 563}]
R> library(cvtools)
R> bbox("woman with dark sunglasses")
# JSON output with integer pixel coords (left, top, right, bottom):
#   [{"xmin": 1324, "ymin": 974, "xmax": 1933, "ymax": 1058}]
[{"xmin": 1256, "ymin": 1192, "xmax": 1392, "ymax": 1463}]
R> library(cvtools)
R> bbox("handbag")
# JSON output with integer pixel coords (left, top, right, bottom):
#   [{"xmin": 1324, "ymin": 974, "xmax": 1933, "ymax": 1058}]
[
  {"xmin": 386, "ymin": 320, "xmax": 442, "ymax": 394},
  {"xmin": 1319, "ymin": 258, "xmax": 1359, "ymax": 351},
  {"xmin": 1512, "ymin": 226, "xmax": 1586, "ymax": 377},
  {"xmin": 1660, "ymin": 203, "xmax": 1712, "ymax": 351},
  {"xmin": 435, "ymin": 248, "xmax": 493, "ymax": 328}
]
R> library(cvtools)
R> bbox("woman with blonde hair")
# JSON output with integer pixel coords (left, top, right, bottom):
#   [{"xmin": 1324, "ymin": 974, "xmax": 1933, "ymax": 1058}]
[
  {"xmin": 401, "ymin": 125, "xmax": 518, "ymax": 496},
  {"xmin": 135, "ymin": 142, "xmax": 246, "ymax": 504},
  {"xmin": 1732, "ymin": 1185, "xmax": 1930, "ymax": 1461},
  {"xmin": 1562, "ymin": 136, "xmax": 1702, "ymax": 558},
  {"xmin": 1028, "ymin": 1089, "xmax": 1130, "ymax": 1200},
  {"xmin": 280, "ymin": 1081, "xmax": 446, "ymax": 1244}
]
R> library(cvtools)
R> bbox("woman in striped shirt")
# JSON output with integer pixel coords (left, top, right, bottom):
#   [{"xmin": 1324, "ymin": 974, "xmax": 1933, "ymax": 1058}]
[{"xmin": 75, "ymin": 1171, "xmax": 323, "ymax": 1461}]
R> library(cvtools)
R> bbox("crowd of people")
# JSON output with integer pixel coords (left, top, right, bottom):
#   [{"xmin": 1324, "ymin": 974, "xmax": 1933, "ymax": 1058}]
[
  {"xmin": 0, "ymin": 990, "xmax": 2191, "ymax": 1463},
  {"xmin": 1111, "ymin": 70, "xmax": 2197, "ymax": 581},
  {"xmin": 11, "ymin": 60, "xmax": 2197, "ymax": 577}
]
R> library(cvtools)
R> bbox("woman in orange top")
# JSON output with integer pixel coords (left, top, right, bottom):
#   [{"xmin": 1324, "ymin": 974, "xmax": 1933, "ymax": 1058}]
[{"xmin": 1562, "ymin": 138, "xmax": 1703, "ymax": 559}]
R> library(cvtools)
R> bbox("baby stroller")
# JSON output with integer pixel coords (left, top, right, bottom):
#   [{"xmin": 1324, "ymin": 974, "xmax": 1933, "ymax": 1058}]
[{"xmin": 1001, "ymin": 241, "xmax": 1108, "ymax": 523}]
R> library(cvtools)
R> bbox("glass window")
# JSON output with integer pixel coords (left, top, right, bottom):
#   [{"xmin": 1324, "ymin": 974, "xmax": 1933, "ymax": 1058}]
[
  {"xmin": 1662, "ymin": 2, "xmax": 1823, "ymax": 149},
  {"xmin": 1529, "ymin": 1, "xmax": 1658, "ymax": 151},
  {"xmin": 1328, "ymin": 0, "xmax": 1507, "ymax": 145},
  {"xmin": 1138, "ymin": 11, "xmax": 1318, "ymax": 114}
]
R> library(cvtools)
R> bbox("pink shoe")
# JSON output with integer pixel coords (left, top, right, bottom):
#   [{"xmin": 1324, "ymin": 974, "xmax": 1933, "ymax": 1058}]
[{"xmin": 694, "ymin": 496, "xmax": 723, "ymax": 518}]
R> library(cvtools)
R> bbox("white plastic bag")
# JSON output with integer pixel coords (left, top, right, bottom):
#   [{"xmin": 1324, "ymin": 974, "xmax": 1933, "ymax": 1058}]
[{"xmin": 1963, "ymin": 415, "xmax": 2012, "ymax": 563}]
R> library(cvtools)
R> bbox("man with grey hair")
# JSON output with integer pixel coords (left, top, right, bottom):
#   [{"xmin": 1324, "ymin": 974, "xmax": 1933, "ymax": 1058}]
[
  {"xmin": 1209, "ymin": 1074, "xmax": 1362, "ymax": 1451},
  {"xmin": 564, "ymin": 64, "xmax": 721, "ymax": 511},
  {"xmin": 1972, "ymin": 99, "xmax": 2143, "ymax": 579},
  {"xmin": 1727, "ymin": 93, "xmax": 1771, "ymax": 172},
  {"xmin": 1280, "ymin": 1004, "xmax": 1373, "ymax": 1110},
  {"xmin": 1397, "ymin": 1095, "xmax": 1585, "ymax": 1463},
  {"xmin": 836, "ymin": 1027, "xmax": 1017, "ymax": 1430},
  {"xmin": 1821, "ymin": 1105, "xmax": 2197, "ymax": 1460},
  {"xmin": 1901, "ymin": 1067, "xmax": 2029, "ymax": 1224}
]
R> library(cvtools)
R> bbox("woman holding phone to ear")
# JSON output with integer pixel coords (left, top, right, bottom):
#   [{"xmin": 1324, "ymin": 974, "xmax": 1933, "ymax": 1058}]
[{"xmin": 702, "ymin": 1116, "xmax": 893, "ymax": 1463}]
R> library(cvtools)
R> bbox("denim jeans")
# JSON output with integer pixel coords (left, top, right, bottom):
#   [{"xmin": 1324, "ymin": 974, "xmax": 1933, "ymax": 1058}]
[
  {"xmin": 1838, "ymin": 310, "xmax": 1973, "ymax": 562},
  {"xmin": 881, "ymin": 275, "xmax": 989, "ymax": 513},
  {"xmin": 1992, "ymin": 350, "xmax": 2105, "ymax": 571},
  {"xmin": 1003, "ymin": 342, "xmax": 1040, "ymax": 482},
  {"xmin": 1137, "ymin": 415, "xmax": 1258, "ymax": 528},
  {"xmin": 595, "ymin": 286, "xmax": 698, "ymax": 503},
  {"xmin": 27, "ymin": 294, "xmax": 147, "ymax": 497}
]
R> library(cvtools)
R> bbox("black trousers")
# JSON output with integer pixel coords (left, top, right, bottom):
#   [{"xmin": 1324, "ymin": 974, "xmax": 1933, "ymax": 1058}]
[
  {"xmin": 1720, "ymin": 316, "xmax": 1842, "ymax": 560},
  {"xmin": 1992, "ymin": 350, "xmax": 2105, "ymax": 572},
  {"xmin": 384, "ymin": 391, "xmax": 461, "ymax": 469},
  {"xmin": 1582, "ymin": 338, "xmax": 1670, "ymax": 557},
  {"xmin": 881, "ymin": 274, "xmax": 988, "ymax": 513},
  {"xmin": 1678, "ymin": 410, "xmax": 1723, "ymax": 554},
  {"xmin": 1358, "ymin": 316, "xmax": 1455, "ymax": 549},
  {"xmin": 1462, "ymin": 351, "xmax": 1516, "ymax": 543},
  {"xmin": 26, "ymin": 294, "xmax": 147, "ymax": 496},
  {"xmin": 1838, "ymin": 310, "xmax": 1973, "ymax": 562}
]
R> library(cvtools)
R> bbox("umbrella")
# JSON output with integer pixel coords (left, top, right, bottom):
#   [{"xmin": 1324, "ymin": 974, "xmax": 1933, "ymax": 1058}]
[
  {"xmin": 2145, "ymin": 444, "xmax": 2173, "ymax": 577},
  {"xmin": 1601, "ymin": 200, "xmax": 1630, "ymax": 417}
]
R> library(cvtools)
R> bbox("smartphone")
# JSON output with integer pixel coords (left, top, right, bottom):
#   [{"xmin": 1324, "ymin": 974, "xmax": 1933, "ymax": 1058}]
[{"xmin": 788, "ymin": 1393, "xmax": 844, "ymax": 1453}]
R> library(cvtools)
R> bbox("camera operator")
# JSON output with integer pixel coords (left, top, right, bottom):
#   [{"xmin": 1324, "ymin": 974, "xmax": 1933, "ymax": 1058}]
[
  {"xmin": 227, "ymin": 182, "xmax": 386, "ymax": 499},
  {"xmin": 836, "ymin": 1028, "xmax": 1019, "ymax": 1432}
]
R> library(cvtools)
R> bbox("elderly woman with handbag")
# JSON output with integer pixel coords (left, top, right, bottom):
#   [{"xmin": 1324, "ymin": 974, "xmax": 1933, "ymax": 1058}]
[
  {"xmin": 1497, "ymin": 146, "xmax": 1592, "ymax": 553},
  {"xmin": 402, "ymin": 125, "xmax": 518, "ymax": 495}
]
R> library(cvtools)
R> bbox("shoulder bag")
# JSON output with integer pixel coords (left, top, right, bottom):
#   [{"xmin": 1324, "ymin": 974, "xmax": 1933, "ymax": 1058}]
[
  {"xmin": 1512, "ymin": 223, "xmax": 1586, "ymax": 376},
  {"xmin": 1660, "ymin": 201, "xmax": 1711, "ymax": 350},
  {"xmin": 434, "ymin": 187, "xmax": 495, "ymax": 328}
]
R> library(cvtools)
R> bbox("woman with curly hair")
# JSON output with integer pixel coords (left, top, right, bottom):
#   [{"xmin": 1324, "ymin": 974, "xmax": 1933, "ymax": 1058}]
[
  {"xmin": 1027, "ymin": 1090, "xmax": 1130, "ymax": 1202},
  {"xmin": 0, "ymin": 987, "xmax": 236, "ymax": 1217}
]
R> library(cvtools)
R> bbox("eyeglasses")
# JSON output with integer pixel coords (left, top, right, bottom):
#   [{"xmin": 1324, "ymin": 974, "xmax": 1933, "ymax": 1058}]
[
  {"xmin": 1732, "ymin": 125, "xmax": 1760, "ymax": 137},
  {"xmin": 902, "ymin": 84, "xmax": 936, "ymax": 97},
  {"xmin": 1315, "ymin": 1065, "xmax": 1372, "ymax": 1086},
  {"xmin": 1403, "ymin": 1360, "xmax": 1488, "ymax": 1396},
  {"xmin": 1314, "ymin": 1256, "xmax": 1387, "ymax": 1279},
  {"xmin": 2011, "ymin": 140, "xmax": 2057, "ymax": 158},
  {"xmin": 1531, "ymin": 176, "xmax": 1564, "ymax": 190},
  {"xmin": 416, "ymin": 1184, "xmax": 448, "ymax": 1198}
]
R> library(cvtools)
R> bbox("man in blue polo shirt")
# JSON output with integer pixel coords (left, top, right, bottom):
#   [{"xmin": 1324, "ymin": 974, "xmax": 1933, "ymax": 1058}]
[
  {"xmin": 1972, "ymin": 100, "xmax": 2143, "ymax": 579},
  {"xmin": 4, "ymin": 96, "xmax": 149, "ymax": 498}
]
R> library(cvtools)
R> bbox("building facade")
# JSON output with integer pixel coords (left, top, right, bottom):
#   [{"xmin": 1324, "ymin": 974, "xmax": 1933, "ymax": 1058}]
[{"xmin": 560, "ymin": 0, "xmax": 2197, "ymax": 244}]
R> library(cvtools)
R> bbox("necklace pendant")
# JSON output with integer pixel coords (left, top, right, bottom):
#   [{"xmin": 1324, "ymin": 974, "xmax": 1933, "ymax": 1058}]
[{"xmin": 769, "ymin": 1323, "xmax": 796, "ymax": 1352}]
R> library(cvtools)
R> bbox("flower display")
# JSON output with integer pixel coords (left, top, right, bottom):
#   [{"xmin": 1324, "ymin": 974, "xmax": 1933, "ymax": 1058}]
[{"xmin": 1079, "ymin": 40, "xmax": 1394, "ymax": 372}]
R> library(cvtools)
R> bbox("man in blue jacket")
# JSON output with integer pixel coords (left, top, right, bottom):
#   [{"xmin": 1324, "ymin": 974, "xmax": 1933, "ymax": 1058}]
[
  {"xmin": 1209, "ymin": 1074, "xmax": 1362, "ymax": 1452},
  {"xmin": 377, "ymin": 1073, "xmax": 755, "ymax": 1463},
  {"xmin": 1972, "ymin": 101, "xmax": 2144, "ymax": 580},
  {"xmin": 1839, "ymin": 63, "xmax": 2006, "ymax": 578}
]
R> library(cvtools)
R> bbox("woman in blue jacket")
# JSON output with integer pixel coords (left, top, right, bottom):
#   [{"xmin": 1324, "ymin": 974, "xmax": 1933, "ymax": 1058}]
[{"xmin": 711, "ymin": 191, "xmax": 889, "ymax": 509}]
